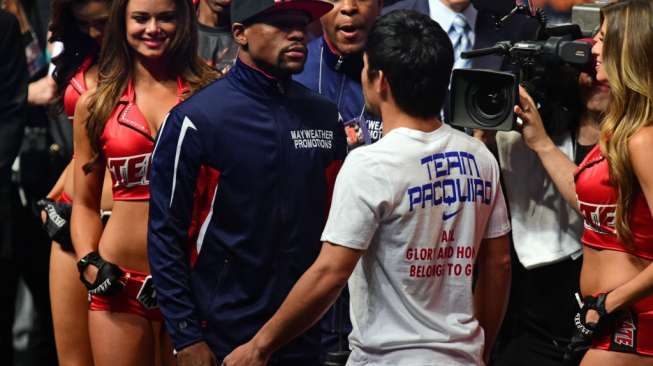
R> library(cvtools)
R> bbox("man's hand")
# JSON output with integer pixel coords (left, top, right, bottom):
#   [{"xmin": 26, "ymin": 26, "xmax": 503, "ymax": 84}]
[
  {"xmin": 27, "ymin": 75, "xmax": 56, "ymax": 106},
  {"xmin": 222, "ymin": 341, "xmax": 270, "ymax": 366},
  {"xmin": 514, "ymin": 86, "xmax": 554, "ymax": 153},
  {"xmin": 177, "ymin": 342, "xmax": 218, "ymax": 366}
]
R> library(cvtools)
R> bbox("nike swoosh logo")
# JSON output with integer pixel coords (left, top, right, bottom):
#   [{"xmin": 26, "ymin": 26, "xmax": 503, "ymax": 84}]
[{"xmin": 442, "ymin": 208, "xmax": 462, "ymax": 221}]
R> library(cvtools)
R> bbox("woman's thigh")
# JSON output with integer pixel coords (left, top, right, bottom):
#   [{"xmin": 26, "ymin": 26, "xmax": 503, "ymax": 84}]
[
  {"xmin": 89, "ymin": 310, "xmax": 156, "ymax": 366},
  {"xmin": 581, "ymin": 349, "xmax": 653, "ymax": 366},
  {"xmin": 49, "ymin": 244, "xmax": 94, "ymax": 366},
  {"xmin": 150, "ymin": 321, "xmax": 176, "ymax": 366}
]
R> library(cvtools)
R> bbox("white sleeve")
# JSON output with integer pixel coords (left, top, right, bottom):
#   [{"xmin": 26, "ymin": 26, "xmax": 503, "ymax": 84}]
[
  {"xmin": 48, "ymin": 42, "xmax": 64, "ymax": 76},
  {"xmin": 321, "ymin": 150, "xmax": 392, "ymax": 250},
  {"xmin": 483, "ymin": 161, "xmax": 511, "ymax": 239}
]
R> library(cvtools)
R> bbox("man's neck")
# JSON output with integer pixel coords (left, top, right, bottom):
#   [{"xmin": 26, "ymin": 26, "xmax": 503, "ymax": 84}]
[
  {"xmin": 197, "ymin": 3, "xmax": 227, "ymax": 28},
  {"xmin": 380, "ymin": 102, "xmax": 442, "ymax": 135},
  {"xmin": 238, "ymin": 53, "xmax": 288, "ymax": 80},
  {"xmin": 577, "ymin": 110, "xmax": 602, "ymax": 146},
  {"xmin": 322, "ymin": 36, "xmax": 363, "ymax": 79},
  {"xmin": 323, "ymin": 34, "xmax": 343, "ymax": 56},
  {"xmin": 439, "ymin": 0, "xmax": 470, "ymax": 13}
]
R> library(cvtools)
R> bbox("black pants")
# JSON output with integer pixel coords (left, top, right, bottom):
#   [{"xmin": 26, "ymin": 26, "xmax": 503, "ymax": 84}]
[
  {"xmin": 217, "ymin": 356, "xmax": 321, "ymax": 366},
  {"xmin": 493, "ymin": 246, "xmax": 583, "ymax": 366},
  {"xmin": 494, "ymin": 331, "xmax": 570, "ymax": 366},
  {"xmin": 0, "ymin": 187, "xmax": 57, "ymax": 366}
]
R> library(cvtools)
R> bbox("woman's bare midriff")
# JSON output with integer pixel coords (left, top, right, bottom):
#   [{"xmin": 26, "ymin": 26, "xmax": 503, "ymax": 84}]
[
  {"xmin": 581, "ymin": 245, "xmax": 650, "ymax": 297},
  {"xmin": 64, "ymin": 160, "xmax": 113, "ymax": 210},
  {"xmin": 581, "ymin": 246, "xmax": 653, "ymax": 363},
  {"xmin": 97, "ymin": 201, "xmax": 150, "ymax": 273}
]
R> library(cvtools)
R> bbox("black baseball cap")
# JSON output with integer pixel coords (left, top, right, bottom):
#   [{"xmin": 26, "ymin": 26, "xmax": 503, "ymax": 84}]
[{"xmin": 231, "ymin": 0, "xmax": 333, "ymax": 24}]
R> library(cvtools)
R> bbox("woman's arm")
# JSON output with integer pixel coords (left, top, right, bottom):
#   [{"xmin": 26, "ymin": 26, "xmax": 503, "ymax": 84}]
[
  {"xmin": 70, "ymin": 92, "xmax": 104, "ymax": 279},
  {"xmin": 603, "ymin": 126, "xmax": 653, "ymax": 313},
  {"xmin": 514, "ymin": 86, "xmax": 580, "ymax": 211}
]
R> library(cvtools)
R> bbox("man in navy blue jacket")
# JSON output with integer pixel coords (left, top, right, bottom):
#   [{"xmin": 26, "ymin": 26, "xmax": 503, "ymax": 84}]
[
  {"xmin": 148, "ymin": 1, "xmax": 345, "ymax": 365},
  {"xmin": 295, "ymin": 0, "xmax": 383, "ymax": 149}
]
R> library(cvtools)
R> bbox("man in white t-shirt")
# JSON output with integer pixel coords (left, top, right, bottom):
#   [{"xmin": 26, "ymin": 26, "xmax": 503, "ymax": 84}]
[{"xmin": 223, "ymin": 9, "xmax": 512, "ymax": 366}]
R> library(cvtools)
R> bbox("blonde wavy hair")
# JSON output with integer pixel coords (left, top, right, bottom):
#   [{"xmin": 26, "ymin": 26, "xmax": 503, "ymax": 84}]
[
  {"xmin": 599, "ymin": 0, "xmax": 653, "ymax": 244},
  {"xmin": 83, "ymin": 0, "xmax": 219, "ymax": 172}
]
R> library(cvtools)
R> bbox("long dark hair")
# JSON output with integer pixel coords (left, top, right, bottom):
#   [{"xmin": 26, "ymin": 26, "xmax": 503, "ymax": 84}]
[
  {"xmin": 83, "ymin": 0, "xmax": 219, "ymax": 172},
  {"xmin": 599, "ymin": 0, "xmax": 653, "ymax": 245},
  {"xmin": 49, "ymin": 0, "xmax": 105, "ymax": 113}
]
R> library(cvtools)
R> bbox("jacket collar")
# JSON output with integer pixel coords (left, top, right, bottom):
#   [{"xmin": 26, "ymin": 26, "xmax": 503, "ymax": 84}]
[
  {"xmin": 321, "ymin": 36, "xmax": 363, "ymax": 82},
  {"xmin": 231, "ymin": 56, "xmax": 292, "ymax": 96}
]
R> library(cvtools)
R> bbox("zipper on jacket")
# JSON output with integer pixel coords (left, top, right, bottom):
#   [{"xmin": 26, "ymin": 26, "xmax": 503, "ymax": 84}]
[
  {"xmin": 271, "ymin": 92, "xmax": 290, "ymax": 250},
  {"xmin": 334, "ymin": 56, "xmax": 344, "ymax": 71},
  {"xmin": 275, "ymin": 80, "xmax": 286, "ymax": 95}
]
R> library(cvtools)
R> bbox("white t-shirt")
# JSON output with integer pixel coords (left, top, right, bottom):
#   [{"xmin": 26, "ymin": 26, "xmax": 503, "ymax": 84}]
[
  {"xmin": 496, "ymin": 131, "xmax": 583, "ymax": 268},
  {"xmin": 321, "ymin": 125, "xmax": 510, "ymax": 366}
]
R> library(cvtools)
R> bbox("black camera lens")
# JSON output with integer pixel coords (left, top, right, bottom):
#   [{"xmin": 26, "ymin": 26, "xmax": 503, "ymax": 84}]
[
  {"xmin": 450, "ymin": 69, "xmax": 517, "ymax": 131},
  {"xmin": 466, "ymin": 84, "xmax": 511, "ymax": 127}
]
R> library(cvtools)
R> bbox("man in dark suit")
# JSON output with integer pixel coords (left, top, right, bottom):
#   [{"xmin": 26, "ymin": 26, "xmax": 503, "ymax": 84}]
[{"xmin": 0, "ymin": 9, "xmax": 28, "ymax": 365}]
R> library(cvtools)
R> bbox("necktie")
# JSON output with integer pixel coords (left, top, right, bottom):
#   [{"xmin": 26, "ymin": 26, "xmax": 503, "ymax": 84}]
[{"xmin": 449, "ymin": 13, "xmax": 472, "ymax": 69}]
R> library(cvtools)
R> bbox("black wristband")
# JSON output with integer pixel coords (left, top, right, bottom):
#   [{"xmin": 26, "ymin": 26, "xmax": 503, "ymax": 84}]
[
  {"xmin": 77, "ymin": 251, "xmax": 102, "ymax": 275},
  {"xmin": 592, "ymin": 292, "xmax": 609, "ymax": 318},
  {"xmin": 37, "ymin": 198, "xmax": 74, "ymax": 252},
  {"xmin": 76, "ymin": 251, "xmax": 124, "ymax": 295}
]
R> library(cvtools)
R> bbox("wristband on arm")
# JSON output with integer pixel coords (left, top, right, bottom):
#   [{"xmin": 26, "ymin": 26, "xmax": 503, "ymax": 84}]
[
  {"xmin": 77, "ymin": 251, "xmax": 125, "ymax": 295},
  {"xmin": 563, "ymin": 292, "xmax": 610, "ymax": 365},
  {"xmin": 36, "ymin": 198, "xmax": 73, "ymax": 252}
]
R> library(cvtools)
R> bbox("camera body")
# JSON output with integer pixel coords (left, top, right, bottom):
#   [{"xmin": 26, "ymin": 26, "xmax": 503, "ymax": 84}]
[{"xmin": 450, "ymin": 5, "xmax": 603, "ymax": 131}]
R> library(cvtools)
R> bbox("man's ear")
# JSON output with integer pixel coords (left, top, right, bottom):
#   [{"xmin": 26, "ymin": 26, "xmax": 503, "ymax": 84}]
[
  {"xmin": 377, "ymin": 70, "xmax": 389, "ymax": 98},
  {"xmin": 232, "ymin": 23, "xmax": 248, "ymax": 47}
]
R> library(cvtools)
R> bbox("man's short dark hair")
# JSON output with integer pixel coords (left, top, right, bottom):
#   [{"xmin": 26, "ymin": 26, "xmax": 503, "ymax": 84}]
[{"xmin": 366, "ymin": 10, "xmax": 454, "ymax": 119}]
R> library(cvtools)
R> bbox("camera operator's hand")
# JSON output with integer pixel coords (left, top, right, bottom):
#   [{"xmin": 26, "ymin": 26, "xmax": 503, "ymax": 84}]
[{"xmin": 514, "ymin": 86, "xmax": 555, "ymax": 153}]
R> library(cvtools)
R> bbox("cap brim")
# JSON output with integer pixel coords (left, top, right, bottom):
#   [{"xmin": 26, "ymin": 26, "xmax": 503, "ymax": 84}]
[{"xmin": 265, "ymin": 0, "xmax": 334, "ymax": 22}]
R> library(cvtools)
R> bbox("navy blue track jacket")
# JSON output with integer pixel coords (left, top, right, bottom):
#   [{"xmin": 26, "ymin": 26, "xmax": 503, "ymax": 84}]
[{"xmin": 148, "ymin": 59, "xmax": 346, "ymax": 362}]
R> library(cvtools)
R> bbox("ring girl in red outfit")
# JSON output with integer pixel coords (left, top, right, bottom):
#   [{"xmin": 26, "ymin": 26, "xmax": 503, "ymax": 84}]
[
  {"xmin": 70, "ymin": 0, "xmax": 217, "ymax": 364},
  {"xmin": 47, "ymin": 1, "xmax": 111, "ymax": 364},
  {"xmin": 575, "ymin": 1, "xmax": 653, "ymax": 364},
  {"xmin": 515, "ymin": 0, "xmax": 653, "ymax": 364}
]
